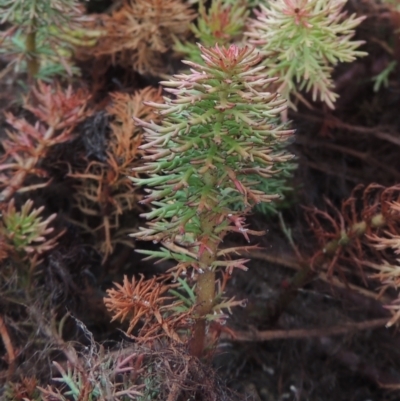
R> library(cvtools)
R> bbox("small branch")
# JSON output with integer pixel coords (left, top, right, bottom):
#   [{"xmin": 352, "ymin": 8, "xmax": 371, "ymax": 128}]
[
  {"xmin": 242, "ymin": 249, "xmax": 390, "ymax": 303},
  {"xmin": 224, "ymin": 318, "xmax": 388, "ymax": 342},
  {"xmin": 0, "ymin": 314, "xmax": 16, "ymax": 379}
]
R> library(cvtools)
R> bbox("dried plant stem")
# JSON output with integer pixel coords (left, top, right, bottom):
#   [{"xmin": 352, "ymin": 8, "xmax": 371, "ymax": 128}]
[
  {"xmin": 0, "ymin": 314, "xmax": 16, "ymax": 379},
  {"xmin": 245, "ymin": 249, "xmax": 388, "ymax": 302},
  {"xmin": 126, "ymin": 44, "xmax": 294, "ymax": 354},
  {"xmin": 225, "ymin": 317, "xmax": 388, "ymax": 342}
]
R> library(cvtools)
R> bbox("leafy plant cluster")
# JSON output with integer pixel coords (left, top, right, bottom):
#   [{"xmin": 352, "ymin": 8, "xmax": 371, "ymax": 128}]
[{"xmin": 246, "ymin": 0, "xmax": 367, "ymax": 108}]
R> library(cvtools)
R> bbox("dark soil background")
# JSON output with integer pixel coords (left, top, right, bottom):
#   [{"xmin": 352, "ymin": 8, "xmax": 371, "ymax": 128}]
[{"xmin": 2, "ymin": 0, "xmax": 400, "ymax": 400}]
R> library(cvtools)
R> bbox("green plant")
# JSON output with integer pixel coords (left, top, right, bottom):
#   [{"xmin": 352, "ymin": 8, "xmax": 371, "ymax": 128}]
[
  {"xmin": 1, "ymin": 199, "xmax": 61, "ymax": 255},
  {"xmin": 0, "ymin": 0, "xmax": 101, "ymax": 80},
  {"xmin": 0, "ymin": 82, "xmax": 91, "ymax": 389},
  {"xmin": 372, "ymin": 60, "xmax": 397, "ymax": 92},
  {"xmin": 246, "ymin": 0, "xmax": 367, "ymax": 108},
  {"xmin": 0, "ymin": 81, "xmax": 90, "ymax": 298},
  {"xmin": 174, "ymin": 0, "xmax": 296, "ymax": 216},
  {"xmin": 174, "ymin": 0, "xmax": 249, "ymax": 64},
  {"xmin": 105, "ymin": 43, "xmax": 294, "ymax": 357}
]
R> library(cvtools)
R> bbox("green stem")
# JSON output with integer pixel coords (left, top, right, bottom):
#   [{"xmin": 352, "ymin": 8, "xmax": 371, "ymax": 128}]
[{"xmin": 26, "ymin": 21, "xmax": 39, "ymax": 80}]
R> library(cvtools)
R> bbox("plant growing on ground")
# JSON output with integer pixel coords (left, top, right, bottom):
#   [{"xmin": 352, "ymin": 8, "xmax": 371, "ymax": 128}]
[
  {"xmin": 38, "ymin": 350, "xmax": 145, "ymax": 400},
  {"xmin": 0, "ymin": 0, "xmax": 101, "ymax": 80},
  {"xmin": 104, "ymin": 44, "xmax": 294, "ymax": 357},
  {"xmin": 0, "ymin": 81, "xmax": 89, "ymax": 299},
  {"xmin": 246, "ymin": 0, "xmax": 367, "ymax": 108},
  {"xmin": 0, "ymin": 83, "xmax": 90, "ymax": 380}
]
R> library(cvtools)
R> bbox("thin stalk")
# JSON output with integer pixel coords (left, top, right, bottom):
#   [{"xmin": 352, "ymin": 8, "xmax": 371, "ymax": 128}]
[
  {"xmin": 0, "ymin": 315, "xmax": 16, "ymax": 380},
  {"xmin": 190, "ymin": 269, "xmax": 216, "ymax": 357},
  {"xmin": 26, "ymin": 19, "xmax": 39, "ymax": 80}
]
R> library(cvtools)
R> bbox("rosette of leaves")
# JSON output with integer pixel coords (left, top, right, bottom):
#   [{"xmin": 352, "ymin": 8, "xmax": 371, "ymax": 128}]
[
  {"xmin": 0, "ymin": 0, "xmax": 102, "ymax": 80},
  {"xmin": 246, "ymin": 0, "xmax": 367, "ymax": 108},
  {"xmin": 128, "ymin": 44, "xmax": 294, "ymax": 356},
  {"xmin": 174, "ymin": 0, "xmax": 249, "ymax": 64}
]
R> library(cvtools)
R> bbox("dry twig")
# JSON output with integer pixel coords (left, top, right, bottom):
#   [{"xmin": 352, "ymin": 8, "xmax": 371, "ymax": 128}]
[{"xmin": 224, "ymin": 317, "xmax": 388, "ymax": 342}]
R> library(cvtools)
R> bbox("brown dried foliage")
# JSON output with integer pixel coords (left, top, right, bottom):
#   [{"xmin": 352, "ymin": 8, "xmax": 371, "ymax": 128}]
[
  {"xmin": 25, "ymin": 82, "xmax": 91, "ymax": 129},
  {"xmin": 83, "ymin": 0, "xmax": 196, "ymax": 74},
  {"xmin": 69, "ymin": 87, "xmax": 163, "ymax": 259},
  {"xmin": 0, "ymin": 81, "xmax": 91, "ymax": 202},
  {"xmin": 104, "ymin": 274, "xmax": 192, "ymax": 343},
  {"xmin": 6, "ymin": 376, "xmax": 39, "ymax": 400},
  {"xmin": 0, "ymin": 234, "xmax": 11, "ymax": 263},
  {"xmin": 107, "ymin": 87, "xmax": 163, "ymax": 172}
]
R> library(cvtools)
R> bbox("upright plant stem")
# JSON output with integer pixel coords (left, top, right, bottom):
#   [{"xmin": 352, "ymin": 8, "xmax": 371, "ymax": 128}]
[
  {"xmin": 26, "ymin": 18, "xmax": 39, "ymax": 80},
  {"xmin": 189, "ymin": 172, "xmax": 220, "ymax": 357},
  {"xmin": 190, "ymin": 235, "xmax": 219, "ymax": 357},
  {"xmin": 0, "ymin": 315, "xmax": 15, "ymax": 379},
  {"xmin": 190, "ymin": 269, "xmax": 215, "ymax": 357}
]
